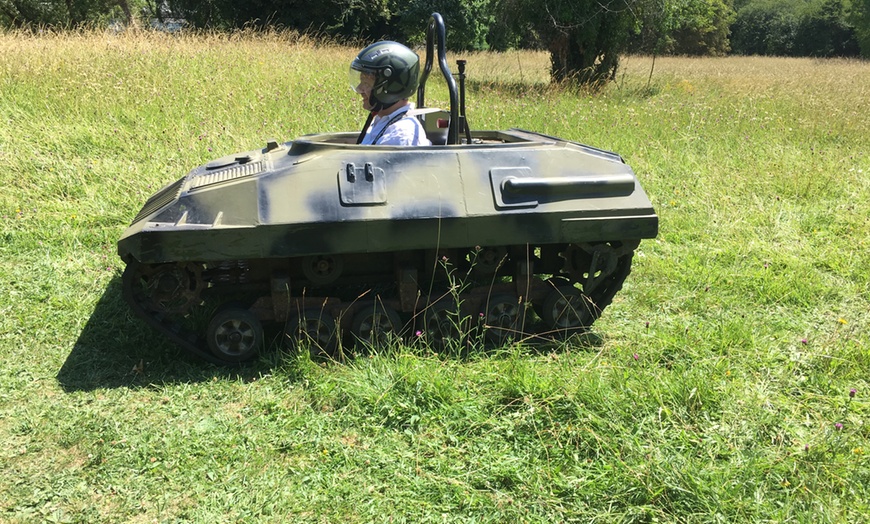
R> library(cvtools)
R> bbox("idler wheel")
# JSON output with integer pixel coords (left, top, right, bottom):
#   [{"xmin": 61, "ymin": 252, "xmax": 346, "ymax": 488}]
[
  {"xmin": 351, "ymin": 302, "xmax": 403, "ymax": 348},
  {"xmin": 206, "ymin": 306, "xmax": 263, "ymax": 363},
  {"xmin": 469, "ymin": 246, "xmax": 508, "ymax": 276},
  {"xmin": 285, "ymin": 309, "xmax": 338, "ymax": 356},
  {"xmin": 541, "ymin": 284, "xmax": 592, "ymax": 335},
  {"xmin": 481, "ymin": 293, "xmax": 525, "ymax": 345}
]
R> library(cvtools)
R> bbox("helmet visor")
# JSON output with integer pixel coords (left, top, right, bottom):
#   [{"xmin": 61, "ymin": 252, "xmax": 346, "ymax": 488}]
[{"xmin": 349, "ymin": 67, "xmax": 377, "ymax": 95}]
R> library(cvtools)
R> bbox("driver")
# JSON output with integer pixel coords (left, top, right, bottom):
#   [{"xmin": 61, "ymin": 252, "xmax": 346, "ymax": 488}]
[{"xmin": 349, "ymin": 41, "xmax": 431, "ymax": 146}]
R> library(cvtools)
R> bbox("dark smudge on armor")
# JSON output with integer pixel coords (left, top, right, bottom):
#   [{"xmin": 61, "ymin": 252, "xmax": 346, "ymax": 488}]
[{"xmin": 391, "ymin": 203, "xmax": 458, "ymax": 220}]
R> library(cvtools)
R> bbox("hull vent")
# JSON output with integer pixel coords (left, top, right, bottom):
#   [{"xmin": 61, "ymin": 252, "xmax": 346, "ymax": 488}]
[
  {"xmin": 132, "ymin": 177, "xmax": 185, "ymax": 224},
  {"xmin": 190, "ymin": 161, "xmax": 265, "ymax": 190}
]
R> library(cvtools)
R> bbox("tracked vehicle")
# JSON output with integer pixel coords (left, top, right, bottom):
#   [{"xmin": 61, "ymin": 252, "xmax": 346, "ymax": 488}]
[{"xmin": 118, "ymin": 14, "xmax": 658, "ymax": 364}]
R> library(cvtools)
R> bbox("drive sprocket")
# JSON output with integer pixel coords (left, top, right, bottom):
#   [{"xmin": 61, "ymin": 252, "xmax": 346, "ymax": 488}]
[
  {"xmin": 126, "ymin": 261, "xmax": 206, "ymax": 315},
  {"xmin": 559, "ymin": 241, "xmax": 639, "ymax": 294}
]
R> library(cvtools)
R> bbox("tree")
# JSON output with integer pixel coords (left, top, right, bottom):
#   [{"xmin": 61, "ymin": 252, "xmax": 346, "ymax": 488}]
[
  {"xmin": 392, "ymin": 0, "xmax": 493, "ymax": 51},
  {"xmin": 667, "ymin": 0, "xmax": 735, "ymax": 55},
  {"xmin": 492, "ymin": 0, "xmax": 638, "ymax": 85},
  {"xmin": 731, "ymin": 0, "xmax": 859, "ymax": 56},
  {"xmin": 793, "ymin": 0, "xmax": 859, "ymax": 56},
  {"xmin": 852, "ymin": 0, "xmax": 870, "ymax": 57},
  {"xmin": 627, "ymin": 0, "xmax": 735, "ymax": 55},
  {"xmin": 154, "ymin": 0, "xmax": 400, "ymax": 41},
  {"xmin": 1, "ymin": 0, "xmax": 70, "ymax": 26},
  {"xmin": 0, "ymin": 0, "xmax": 139, "ymax": 27}
]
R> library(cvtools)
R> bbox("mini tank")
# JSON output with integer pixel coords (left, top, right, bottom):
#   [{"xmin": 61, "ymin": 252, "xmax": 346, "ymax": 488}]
[{"xmin": 118, "ymin": 14, "xmax": 658, "ymax": 364}]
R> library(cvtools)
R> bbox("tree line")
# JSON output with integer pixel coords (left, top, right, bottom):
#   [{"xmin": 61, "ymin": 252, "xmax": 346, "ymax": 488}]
[{"xmin": 2, "ymin": 0, "xmax": 868, "ymax": 84}]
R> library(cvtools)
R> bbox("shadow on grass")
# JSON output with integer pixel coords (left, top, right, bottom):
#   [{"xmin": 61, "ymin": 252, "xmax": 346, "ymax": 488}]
[{"xmin": 56, "ymin": 276, "xmax": 280, "ymax": 393}]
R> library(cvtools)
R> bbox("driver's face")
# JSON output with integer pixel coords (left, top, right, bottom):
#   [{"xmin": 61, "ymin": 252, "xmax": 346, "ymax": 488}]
[
  {"xmin": 354, "ymin": 72, "xmax": 376, "ymax": 94},
  {"xmin": 355, "ymin": 72, "xmax": 376, "ymax": 110}
]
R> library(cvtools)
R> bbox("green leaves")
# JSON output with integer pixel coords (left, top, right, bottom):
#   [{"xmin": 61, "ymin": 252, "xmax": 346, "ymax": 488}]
[{"xmin": 731, "ymin": 0, "xmax": 861, "ymax": 56}]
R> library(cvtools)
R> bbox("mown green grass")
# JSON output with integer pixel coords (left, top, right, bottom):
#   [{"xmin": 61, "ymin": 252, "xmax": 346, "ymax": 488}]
[{"xmin": 1, "ymin": 29, "xmax": 869, "ymax": 522}]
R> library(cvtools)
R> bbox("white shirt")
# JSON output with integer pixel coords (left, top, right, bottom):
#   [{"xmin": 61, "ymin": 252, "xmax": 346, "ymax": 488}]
[{"xmin": 361, "ymin": 105, "xmax": 432, "ymax": 146}]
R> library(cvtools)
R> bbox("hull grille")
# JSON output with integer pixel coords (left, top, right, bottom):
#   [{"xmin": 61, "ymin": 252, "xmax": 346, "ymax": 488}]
[
  {"xmin": 190, "ymin": 161, "xmax": 265, "ymax": 190},
  {"xmin": 132, "ymin": 177, "xmax": 185, "ymax": 224}
]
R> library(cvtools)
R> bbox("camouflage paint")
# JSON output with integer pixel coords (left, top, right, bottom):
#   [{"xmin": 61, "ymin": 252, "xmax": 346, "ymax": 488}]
[{"xmin": 118, "ymin": 129, "xmax": 657, "ymax": 265}]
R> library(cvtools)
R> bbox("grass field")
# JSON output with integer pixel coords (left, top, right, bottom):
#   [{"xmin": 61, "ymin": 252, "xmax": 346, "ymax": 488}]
[{"xmin": 1, "ymin": 29, "xmax": 869, "ymax": 522}]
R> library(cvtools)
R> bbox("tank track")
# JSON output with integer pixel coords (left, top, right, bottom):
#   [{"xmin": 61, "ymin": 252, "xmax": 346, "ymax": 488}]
[{"xmin": 121, "ymin": 241, "xmax": 638, "ymax": 364}]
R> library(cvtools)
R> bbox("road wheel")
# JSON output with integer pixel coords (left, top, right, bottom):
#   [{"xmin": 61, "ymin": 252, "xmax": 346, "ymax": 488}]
[
  {"xmin": 351, "ymin": 302, "xmax": 403, "ymax": 348},
  {"xmin": 285, "ymin": 309, "xmax": 338, "ymax": 357},
  {"xmin": 541, "ymin": 285, "xmax": 591, "ymax": 335},
  {"xmin": 423, "ymin": 302, "xmax": 466, "ymax": 351},
  {"xmin": 206, "ymin": 306, "xmax": 263, "ymax": 363},
  {"xmin": 481, "ymin": 293, "xmax": 524, "ymax": 345}
]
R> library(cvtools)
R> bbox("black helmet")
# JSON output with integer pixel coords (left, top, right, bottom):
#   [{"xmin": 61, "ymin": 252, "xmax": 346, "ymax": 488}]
[{"xmin": 350, "ymin": 41, "xmax": 420, "ymax": 110}]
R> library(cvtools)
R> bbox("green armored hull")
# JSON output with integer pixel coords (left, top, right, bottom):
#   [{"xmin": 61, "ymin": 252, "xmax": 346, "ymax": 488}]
[{"xmin": 119, "ymin": 130, "xmax": 655, "ymax": 263}]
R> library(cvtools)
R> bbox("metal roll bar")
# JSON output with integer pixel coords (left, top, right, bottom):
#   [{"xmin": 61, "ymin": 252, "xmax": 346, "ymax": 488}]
[{"xmin": 417, "ymin": 13, "xmax": 460, "ymax": 145}]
